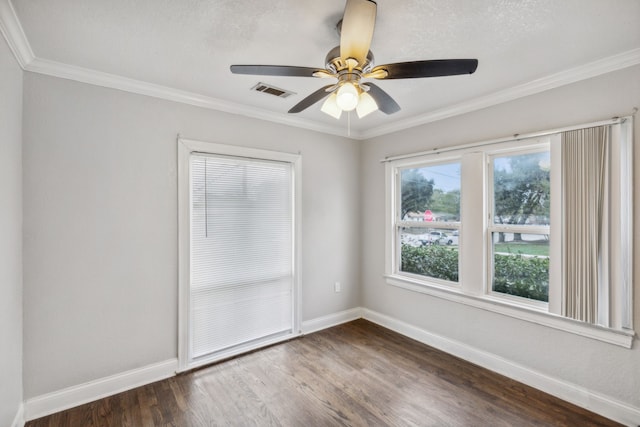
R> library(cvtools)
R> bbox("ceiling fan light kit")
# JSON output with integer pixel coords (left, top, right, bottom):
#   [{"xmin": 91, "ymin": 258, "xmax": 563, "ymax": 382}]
[
  {"xmin": 336, "ymin": 82, "xmax": 359, "ymax": 111},
  {"xmin": 356, "ymin": 91, "xmax": 378, "ymax": 118},
  {"xmin": 321, "ymin": 93, "xmax": 343, "ymax": 119},
  {"xmin": 230, "ymin": 0, "xmax": 478, "ymax": 120}
]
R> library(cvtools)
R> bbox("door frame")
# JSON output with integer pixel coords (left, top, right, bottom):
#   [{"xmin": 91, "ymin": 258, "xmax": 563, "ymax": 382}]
[{"xmin": 177, "ymin": 137, "xmax": 302, "ymax": 372}]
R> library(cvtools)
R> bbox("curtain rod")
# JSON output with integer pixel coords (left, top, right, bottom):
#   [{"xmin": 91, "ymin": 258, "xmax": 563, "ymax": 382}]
[{"xmin": 380, "ymin": 110, "xmax": 636, "ymax": 163}]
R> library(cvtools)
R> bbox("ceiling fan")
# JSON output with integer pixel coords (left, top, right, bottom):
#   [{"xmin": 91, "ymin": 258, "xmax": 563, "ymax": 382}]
[{"xmin": 230, "ymin": 0, "xmax": 478, "ymax": 119}]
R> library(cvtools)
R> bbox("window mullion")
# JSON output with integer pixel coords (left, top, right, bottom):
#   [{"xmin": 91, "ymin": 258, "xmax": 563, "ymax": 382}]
[
  {"xmin": 548, "ymin": 134, "xmax": 563, "ymax": 315},
  {"xmin": 460, "ymin": 152, "xmax": 486, "ymax": 296}
]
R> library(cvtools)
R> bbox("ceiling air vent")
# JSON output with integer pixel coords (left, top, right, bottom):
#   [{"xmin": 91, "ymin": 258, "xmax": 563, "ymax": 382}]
[{"xmin": 251, "ymin": 82, "xmax": 295, "ymax": 99}]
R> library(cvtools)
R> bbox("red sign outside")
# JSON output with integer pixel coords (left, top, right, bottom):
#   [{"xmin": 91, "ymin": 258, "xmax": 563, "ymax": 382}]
[{"xmin": 424, "ymin": 210, "xmax": 433, "ymax": 222}]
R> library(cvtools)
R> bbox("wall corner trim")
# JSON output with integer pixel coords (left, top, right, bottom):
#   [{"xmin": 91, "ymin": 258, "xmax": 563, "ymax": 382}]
[
  {"xmin": 361, "ymin": 308, "xmax": 640, "ymax": 426},
  {"xmin": 301, "ymin": 307, "xmax": 363, "ymax": 335},
  {"xmin": 23, "ymin": 358, "xmax": 178, "ymax": 422}
]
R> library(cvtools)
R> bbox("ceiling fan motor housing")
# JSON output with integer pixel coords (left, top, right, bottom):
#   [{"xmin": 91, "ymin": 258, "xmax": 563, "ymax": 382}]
[
  {"xmin": 325, "ymin": 46, "xmax": 374, "ymax": 73},
  {"xmin": 325, "ymin": 46, "xmax": 375, "ymax": 92}
]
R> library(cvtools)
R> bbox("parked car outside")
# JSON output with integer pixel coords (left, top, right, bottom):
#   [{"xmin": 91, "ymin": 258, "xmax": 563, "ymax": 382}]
[{"xmin": 420, "ymin": 231, "xmax": 455, "ymax": 246}]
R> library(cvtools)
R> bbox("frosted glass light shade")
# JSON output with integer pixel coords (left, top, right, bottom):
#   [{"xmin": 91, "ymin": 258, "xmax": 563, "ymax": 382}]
[
  {"xmin": 336, "ymin": 82, "xmax": 359, "ymax": 111},
  {"xmin": 356, "ymin": 91, "xmax": 378, "ymax": 118},
  {"xmin": 321, "ymin": 93, "xmax": 342, "ymax": 119}
]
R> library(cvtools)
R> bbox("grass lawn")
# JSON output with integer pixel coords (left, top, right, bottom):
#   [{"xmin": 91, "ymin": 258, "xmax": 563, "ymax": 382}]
[{"xmin": 494, "ymin": 241, "xmax": 549, "ymax": 257}]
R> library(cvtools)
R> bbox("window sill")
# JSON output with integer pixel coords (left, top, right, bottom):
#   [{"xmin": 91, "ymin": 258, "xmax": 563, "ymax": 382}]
[{"xmin": 385, "ymin": 274, "xmax": 635, "ymax": 348}]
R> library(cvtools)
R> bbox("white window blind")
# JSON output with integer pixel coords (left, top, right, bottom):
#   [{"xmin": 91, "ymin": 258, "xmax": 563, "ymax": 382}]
[{"xmin": 190, "ymin": 154, "xmax": 294, "ymax": 360}]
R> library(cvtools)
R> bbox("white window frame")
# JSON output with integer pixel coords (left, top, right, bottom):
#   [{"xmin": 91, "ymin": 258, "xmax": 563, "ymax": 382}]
[
  {"xmin": 177, "ymin": 137, "xmax": 302, "ymax": 371},
  {"xmin": 486, "ymin": 143, "xmax": 552, "ymax": 311},
  {"xmin": 392, "ymin": 157, "xmax": 462, "ymax": 288},
  {"xmin": 384, "ymin": 117, "xmax": 634, "ymax": 348}
]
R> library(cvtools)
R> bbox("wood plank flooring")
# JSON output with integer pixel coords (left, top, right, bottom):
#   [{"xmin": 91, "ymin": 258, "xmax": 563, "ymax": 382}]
[{"xmin": 26, "ymin": 319, "xmax": 622, "ymax": 426}]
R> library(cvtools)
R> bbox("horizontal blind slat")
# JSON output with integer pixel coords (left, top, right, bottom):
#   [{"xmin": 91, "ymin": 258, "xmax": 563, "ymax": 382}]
[{"xmin": 190, "ymin": 154, "xmax": 294, "ymax": 359}]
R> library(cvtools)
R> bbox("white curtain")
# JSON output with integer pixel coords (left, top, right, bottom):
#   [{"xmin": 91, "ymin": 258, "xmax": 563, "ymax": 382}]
[{"xmin": 561, "ymin": 125, "xmax": 610, "ymax": 324}]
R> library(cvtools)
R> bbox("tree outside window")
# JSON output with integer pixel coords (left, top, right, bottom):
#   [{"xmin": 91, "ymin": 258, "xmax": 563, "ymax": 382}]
[
  {"xmin": 399, "ymin": 162, "xmax": 461, "ymax": 283},
  {"xmin": 491, "ymin": 150, "xmax": 550, "ymax": 302}
]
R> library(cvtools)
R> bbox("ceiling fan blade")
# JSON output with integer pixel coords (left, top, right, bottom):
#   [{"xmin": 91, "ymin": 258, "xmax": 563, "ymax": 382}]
[
  {"xmin": 340, "ymin": 0, "xmax": 377, "ymax": 67},
  {"xmin": 369, "ymin": 59, "xmax": 478, "ymax": 79},
  {"xmin": 362, "ymin": 83, "xmax": 400, "ymax": 115},
  {"xmin": 230, "ymin": 65, "xmax": 322, "ymax": 77},
  {"xmin": 288, "ymin": 85, "xmax": 335, "ymax": 113}
]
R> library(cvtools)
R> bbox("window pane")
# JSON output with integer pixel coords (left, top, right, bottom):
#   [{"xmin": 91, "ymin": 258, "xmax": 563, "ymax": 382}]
[
  {"xmin": 491, "ymin": 232, "xmax": 549, "ymax": 302},
  {"xmin": 400, "ymin": 227, "xmax": 459, "ymax": 282},
  {"xmin": 401, "ymin": 163, "xmax": 460, "ymax": 222},
  {"xmin": 493, "ymin": 151, "xmax": 550, "ymax": 226}
]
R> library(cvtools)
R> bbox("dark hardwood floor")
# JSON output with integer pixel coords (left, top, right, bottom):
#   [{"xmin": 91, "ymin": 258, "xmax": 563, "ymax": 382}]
[{"xmin": 27, "ymin": 319, "xmax": 622, "ymax": 426}]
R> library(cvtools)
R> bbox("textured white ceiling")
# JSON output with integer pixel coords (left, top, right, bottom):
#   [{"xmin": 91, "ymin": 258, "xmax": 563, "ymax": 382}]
[{"xmin": 10, "ymin": 0, "xmax": 640, "ymax": 137}]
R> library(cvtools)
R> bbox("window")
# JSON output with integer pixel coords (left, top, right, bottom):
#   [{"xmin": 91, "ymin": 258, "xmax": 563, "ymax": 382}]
[
  {"xmin": 385, "ymin": 117, "xmax": 634, "ymax": 347},
  {"xmin": 489, "ymin": 148, "xmax": 551, "ymax": 306},
  {"xmin": 396, "ymin": 161, "xmax": 461, "ymax": 284}
]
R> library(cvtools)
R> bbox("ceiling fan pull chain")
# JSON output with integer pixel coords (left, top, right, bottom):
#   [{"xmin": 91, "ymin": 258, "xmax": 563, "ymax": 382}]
[{"xmin": 347, "ymin": 111, "xmax": 351, "ymax": 137}]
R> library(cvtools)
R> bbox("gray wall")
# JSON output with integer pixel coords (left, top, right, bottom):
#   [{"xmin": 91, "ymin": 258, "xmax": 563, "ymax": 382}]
[
  {"xmin": 0, "ymin": 36, "xmax": 23, "ymax": 426},
  {"xmin": 360, "ymin": 64, "xmax": 640, "ymax": 407},
  {"xmin": 15, "ymin": 50, "xmax": 640, "ymax": 414},
  {"xmin": 22, "ymin": 72, "xmax": 361, "ymax": 398}
]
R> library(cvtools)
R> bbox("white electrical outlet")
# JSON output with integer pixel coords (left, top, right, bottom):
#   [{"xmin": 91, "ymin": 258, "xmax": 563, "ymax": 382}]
[{"xmin": 334, "ymin": 281, "xmax": 341, "ymax": 292}]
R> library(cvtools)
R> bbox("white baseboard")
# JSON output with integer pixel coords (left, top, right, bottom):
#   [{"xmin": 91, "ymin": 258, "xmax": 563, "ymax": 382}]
[
  {"xmin": 23, "ymin": 358, "xmax": 178, "ymax": 422},
  {"xmin": 22, "ymin": 306, "xmax": 363, "ymax": 422},
  {"xmin": 11, "ymin": 403, "xmax": 24, "ymax": 427},
  {"xmin": 19, "ymin": 310, "xmax": 640, "ymax": 425},
  {"xmin": 362, "ymin": 308, "xmax": 640, "ymax": 427},
  {"xmin": 301, "ymin": 307, "xmax": 363, "ymax": 334}
]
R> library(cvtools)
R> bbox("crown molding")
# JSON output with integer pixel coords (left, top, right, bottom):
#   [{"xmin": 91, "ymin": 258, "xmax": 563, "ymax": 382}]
[
  {"xmin": 360, "ymin": 48, "xmax": 640, "ymax": 140},
  {"xmin": 24, "ymin": 57, "xmax": 354, "ymax": 138},
  {"xmin": 21, "ymin": 48, "xmax": 640, "ymax": 141},
  {"xmin": 0, "ymin": 0, "xmax": 352, "ymax": 139},
  {"xmin": 0, "ymin": 0, "xmax": 33, "ymax": 67},
  {"xmin": 2, "ymin": 0, "xmax": 637, "ymax": 141}
]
